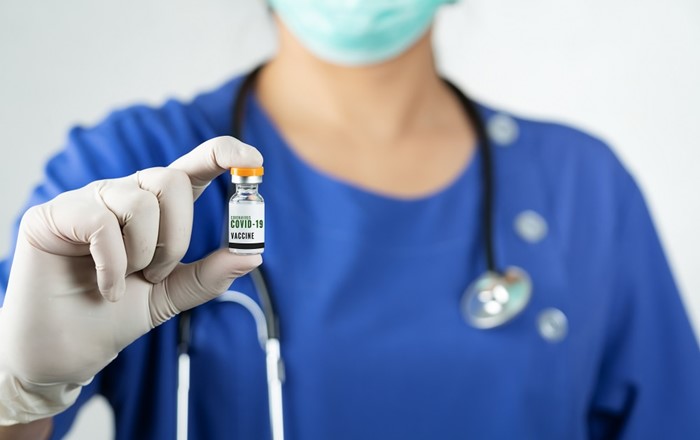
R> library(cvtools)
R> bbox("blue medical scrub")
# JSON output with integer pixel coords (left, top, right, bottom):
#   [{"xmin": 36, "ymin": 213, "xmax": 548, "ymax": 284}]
[{"xmin": 1, "ymin": 73, "xmax": 699, "ymax": 439}]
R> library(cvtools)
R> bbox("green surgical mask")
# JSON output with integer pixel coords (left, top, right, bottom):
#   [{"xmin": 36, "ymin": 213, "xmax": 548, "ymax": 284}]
[{"xmin": 269, "ymin": 0, "xmax": 456, "ymax": 66}]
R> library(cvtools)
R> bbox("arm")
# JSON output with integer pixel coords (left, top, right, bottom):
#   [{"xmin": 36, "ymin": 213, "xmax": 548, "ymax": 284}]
[
  {"xmin": 0, "ymin": 418, "xmax": 52, "ymax": 440},
  {"xmin": 588, "ymin": 173, "xmax": 700, "ymax": 438},
  {"xmin": 0, "ymin": 113, "xmax": 151, "ymax": 433}
]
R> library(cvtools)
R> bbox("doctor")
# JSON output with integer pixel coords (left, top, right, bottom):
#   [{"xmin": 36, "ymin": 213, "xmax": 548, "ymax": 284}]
[{"xmin": 2, "ymin": 0, "xmax": 700, "ymax": 439}]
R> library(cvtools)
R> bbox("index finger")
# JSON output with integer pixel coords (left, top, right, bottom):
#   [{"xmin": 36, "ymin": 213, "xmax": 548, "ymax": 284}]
[{"xmin": 168, "ymin": 136, "xmax": 263, "ymax": 200}]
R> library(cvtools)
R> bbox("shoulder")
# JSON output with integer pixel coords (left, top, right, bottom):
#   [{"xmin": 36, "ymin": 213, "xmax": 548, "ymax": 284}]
[
  {"xmin": 64, "ymin": 75, "xmax": 245, "ymax": 176},
  {"xmin": 478, "ymin": 103, "xmax": 637, "ymax": 210},
  {"xmin": 476, "ymin": 103, "xmax": 645, "ymax": 253},
  {"xmin": 479, "ymin": 103, "xmax": 627, "ymax": 184}
]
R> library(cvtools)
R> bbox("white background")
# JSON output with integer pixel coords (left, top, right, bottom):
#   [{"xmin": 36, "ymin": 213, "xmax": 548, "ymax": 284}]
[{"xmin": 1, "ymin": 0, "xmax": 698, "ymax": 438}]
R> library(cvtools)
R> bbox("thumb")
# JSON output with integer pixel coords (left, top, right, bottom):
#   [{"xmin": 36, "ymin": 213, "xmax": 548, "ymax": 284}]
[{"xmin": 148, "ymin": 249, "xmax": 262, "ymax": 327}]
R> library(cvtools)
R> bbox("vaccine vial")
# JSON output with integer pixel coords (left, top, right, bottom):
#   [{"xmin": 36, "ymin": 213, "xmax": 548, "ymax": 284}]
[{"xmin": 229, "ymin": 167, "xmax": 264, "ymax": 255}]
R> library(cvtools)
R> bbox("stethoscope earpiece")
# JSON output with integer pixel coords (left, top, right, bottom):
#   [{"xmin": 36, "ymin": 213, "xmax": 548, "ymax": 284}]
[
  {"xmin": 176, "ymin": 67, "xmax": 536, "ymax": 440},
  {"xmin": 462, "ymin": 266, "xmax": 532, "ymax": 329}
]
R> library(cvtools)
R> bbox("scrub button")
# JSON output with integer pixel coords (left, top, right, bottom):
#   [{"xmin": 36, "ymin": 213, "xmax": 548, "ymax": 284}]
[
  {"xmin": 537, "ymin": 308, "xmax": 568, "ymax": 342},
  {"xmin": 514, "ymin": 210, "xmax": 548, "ymax": 243},
  {"xmin": 487, "ymin": 113, "xmax": 519, "ymax": 146}
]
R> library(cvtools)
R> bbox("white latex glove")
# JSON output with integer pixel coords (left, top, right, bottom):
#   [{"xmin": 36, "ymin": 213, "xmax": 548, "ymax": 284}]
[{"xmin": 0, "ymin": 136, "xmax": 262, "ymax": 425}]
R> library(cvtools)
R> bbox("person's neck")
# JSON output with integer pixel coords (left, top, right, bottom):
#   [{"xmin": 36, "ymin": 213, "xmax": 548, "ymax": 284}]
[{"xmin": 257, "ymin": 23, "xmax": 451, "ymax": 145}]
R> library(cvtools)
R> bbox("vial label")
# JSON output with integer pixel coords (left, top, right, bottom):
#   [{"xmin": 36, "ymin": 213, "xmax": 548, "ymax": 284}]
[{"xmin": 229, "ymin": 203, "xmax": 265, "ymax": 252}]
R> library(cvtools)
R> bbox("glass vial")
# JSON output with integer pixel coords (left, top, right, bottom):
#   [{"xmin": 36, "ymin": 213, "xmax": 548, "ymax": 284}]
[{"xmin": 229, "ymin": 167, "xmax": 264, "ymax": 255}]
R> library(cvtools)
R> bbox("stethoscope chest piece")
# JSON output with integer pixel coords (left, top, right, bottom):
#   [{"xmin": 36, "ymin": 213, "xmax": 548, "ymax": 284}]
[{"xmin": 461, "ymin": 267, "xmax": 532, "ymax": 329}]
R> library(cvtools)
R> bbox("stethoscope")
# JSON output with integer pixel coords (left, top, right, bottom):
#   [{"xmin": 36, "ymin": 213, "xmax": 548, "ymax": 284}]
[{"xmin": 176, "ymin": 65, "xmax": 533, "ymax": 440}]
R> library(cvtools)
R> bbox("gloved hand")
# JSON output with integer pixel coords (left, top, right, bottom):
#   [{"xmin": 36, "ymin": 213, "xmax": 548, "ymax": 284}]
[{"xmin": 0, "ymin": 136, "xmax": 262, "ymax": 426}]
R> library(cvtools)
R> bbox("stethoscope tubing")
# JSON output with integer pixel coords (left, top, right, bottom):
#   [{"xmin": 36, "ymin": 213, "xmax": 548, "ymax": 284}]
[
  {"xmin": 176, "ymin": 64, "xmax": 501, "ymax": 440},
  {"xmin": 177, "ymin": 288, "xmax": 285, "ymax": 440}
]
